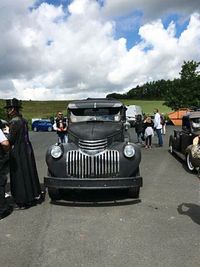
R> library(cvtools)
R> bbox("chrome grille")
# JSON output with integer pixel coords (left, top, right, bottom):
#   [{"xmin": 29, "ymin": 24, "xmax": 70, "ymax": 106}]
[
  {"xmin": 66, "ymin": 150, "xmax": 120, "ymax": 178},
  {"xmin": 79, "ymin": 139, "xmax": 107, "ymax": 150}
]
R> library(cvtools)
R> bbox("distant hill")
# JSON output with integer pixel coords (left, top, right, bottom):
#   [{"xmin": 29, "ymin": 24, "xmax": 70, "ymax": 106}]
[{"xmin": 0, "ymin": 99, "xmax": 71, "ymax": 123}]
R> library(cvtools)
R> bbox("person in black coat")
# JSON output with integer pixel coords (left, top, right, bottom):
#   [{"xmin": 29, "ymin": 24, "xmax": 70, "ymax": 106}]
[{"xmin": 5, "ymin": 98, "xmax": 42, "ymax": 209}]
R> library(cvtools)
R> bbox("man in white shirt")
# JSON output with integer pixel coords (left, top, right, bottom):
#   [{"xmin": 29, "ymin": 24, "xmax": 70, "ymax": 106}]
[
  {"xmin": 153, "ymin": 109, "xmax": 163, "ymax": 147},
  {"xmin": 0, "ymin": 127, "xmax": 12, "ymax": 219}
]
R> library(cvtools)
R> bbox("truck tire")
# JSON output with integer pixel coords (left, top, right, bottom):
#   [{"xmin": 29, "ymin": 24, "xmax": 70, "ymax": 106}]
[
  {"xmin": 186, "ymin": 153, "xmax": 195, "ymax": 172},
  {"xmin": 169, "ymin": 137, "xmax": 174, "ymax": 154},
  {"xmin": 128, "ymin": 187, "xmax": 140, "ymax": 198},
  {"xmin": 128, "ymin": 167, "xmax": 140, "ymax": 198},
  {"xmin": 47, "ymin": 170, "xmax": 62, "ymax": 201},
  {"xmin": 48, "ymin": 187, "xmax": 61, "ymax": 201}
]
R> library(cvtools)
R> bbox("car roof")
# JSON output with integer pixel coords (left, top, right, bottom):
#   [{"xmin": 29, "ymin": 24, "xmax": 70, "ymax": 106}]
[
  {"xmin": 33, "ymin": 119, "xmax": 51, "ymax": 123},
  {"xmin": 183, "ymin": 111, "xmax": 200, "ymax": 119},
  {"xmin": 68, "ymin": 98, "xmax": 123, "ymax": 109}
]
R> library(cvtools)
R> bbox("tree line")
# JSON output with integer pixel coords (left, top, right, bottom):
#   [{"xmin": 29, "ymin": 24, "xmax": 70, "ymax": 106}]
[{"xmin": 107, "ymin": 60, "xmax": 200, "ymax": 110}]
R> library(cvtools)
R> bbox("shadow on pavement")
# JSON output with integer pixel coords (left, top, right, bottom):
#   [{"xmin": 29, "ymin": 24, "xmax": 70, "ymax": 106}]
[
  {"xmin": 177, "ymin": 203, "xmax": 200, "ymax": 225},
  {"xmin": 50, "ymin": 189, "xmax": 141, "ymax": 207}
]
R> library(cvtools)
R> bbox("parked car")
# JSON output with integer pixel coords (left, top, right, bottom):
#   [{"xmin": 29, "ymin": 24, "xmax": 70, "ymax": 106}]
[
  {"xmin": 169, "ymin": 111, "xmax": 200, "ymax": 172},
  {"xmin": 126, "ymin": 105, "xmax": 143, "ymax": 127},
  {"xmin": 32, "ymin": 119, "xmax": 54, "ymax": 132},
  {"xmin": 44, "ymin": 98, "xmax": 143, "ymax": 201}
]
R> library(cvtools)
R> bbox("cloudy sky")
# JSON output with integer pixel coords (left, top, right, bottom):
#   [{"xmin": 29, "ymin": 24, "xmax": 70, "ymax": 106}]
[{"xmin": 0, "ymin": 0, "xmax": 200, "ymax": 100}]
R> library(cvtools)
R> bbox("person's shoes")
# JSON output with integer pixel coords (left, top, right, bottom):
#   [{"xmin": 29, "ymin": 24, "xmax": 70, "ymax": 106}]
[
  {"xmin": 159, "ymin": 144, "xmax": 163, "ymax": 147},
  {"xmin": 0, "ymin": 207, "xmax": 13, "ymax": 220},
  {"xmin": 5, "ymin": 192, "xmax": 11, "ymax": 198},
  {"xmin": 145, "ymin": 146, "xmax": 148, "ymax": 149},
  {"xmin": 35, "ymin": 191, "xmax": 45, "ymax": 204},
  {"xmin": 12, "ymin": 203, "xmax": 28, "ymax": 210},
  {"xmin": 12, "ymin": 202, "xmax": 35, "ymax": 210}
]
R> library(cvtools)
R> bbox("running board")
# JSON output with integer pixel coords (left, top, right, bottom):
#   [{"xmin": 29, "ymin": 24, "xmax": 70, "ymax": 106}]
[{"xmin": 173, "ymin": 150, "xmax": 185, "ymax": 161}]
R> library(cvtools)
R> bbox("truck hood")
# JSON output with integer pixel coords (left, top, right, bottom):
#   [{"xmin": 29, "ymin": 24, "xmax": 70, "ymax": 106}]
[{"xmin": 68, "ymin": 121, "xmax": 122, "ymax": 140}]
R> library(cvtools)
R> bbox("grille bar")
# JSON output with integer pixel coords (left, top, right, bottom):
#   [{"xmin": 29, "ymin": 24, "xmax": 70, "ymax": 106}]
[
  {"xmin": 66, "ymin": 150, "xmax": 119, "ymax": 178},
  {"xmin": 79, "ymin": 139, "xmax": 107, "ymax": 150}
]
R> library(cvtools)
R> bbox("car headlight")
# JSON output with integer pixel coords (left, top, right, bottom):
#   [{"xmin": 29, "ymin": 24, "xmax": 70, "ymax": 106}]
[
  {"xmin": 124, "ymin": 144, "xmax": 135, "ymax": 158},
  {"xmin": 51, "ymin": 145, "xmax": 63, "ymax": 159}
]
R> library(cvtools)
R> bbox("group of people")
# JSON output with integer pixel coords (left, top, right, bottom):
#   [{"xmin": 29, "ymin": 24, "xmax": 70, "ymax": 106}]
[
  {"xmin": 0, "ymin": 98, "xmax": 43, "ymax": 220},
  {"xmin": 135, "ymin": 108, "xmax": 164, "ymax": 149}
]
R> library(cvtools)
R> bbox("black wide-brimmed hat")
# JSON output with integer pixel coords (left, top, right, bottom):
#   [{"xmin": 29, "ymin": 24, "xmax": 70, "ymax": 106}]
[{"xmin": 4, "ymin": 98, "xmax": 22, "ymax": 109}]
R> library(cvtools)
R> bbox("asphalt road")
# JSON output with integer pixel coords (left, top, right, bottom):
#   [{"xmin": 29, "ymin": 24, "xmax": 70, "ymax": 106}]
[{"xmin": 0, "ymin": 126, "xmax": 199, "ymax": 267}]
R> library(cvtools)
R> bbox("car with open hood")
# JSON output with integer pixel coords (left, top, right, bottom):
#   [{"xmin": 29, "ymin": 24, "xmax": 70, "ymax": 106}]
[
  {"xmin": 44, "ymin": 98, "xmax": 143, "ymax": 201},
  {"xmin": 169, "ymin": 111, "xmax": 200, "ymax": 172}
]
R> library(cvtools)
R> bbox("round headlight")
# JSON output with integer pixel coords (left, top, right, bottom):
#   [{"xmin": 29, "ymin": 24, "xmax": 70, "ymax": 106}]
[
  {"xmin": 51, "ymin": 145, "xmax": 63, "ymax": 159},
  {"xmin": 124, "ymin": 144, "xmax": 135, "ymax": 158}
]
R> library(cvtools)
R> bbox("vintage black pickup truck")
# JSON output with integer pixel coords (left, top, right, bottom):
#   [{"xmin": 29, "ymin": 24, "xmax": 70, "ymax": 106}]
[
  {"xmin": 44, "ymin": 98, "xmax": 143, "ymax": 200},
  {"xmin": 169, "ymin": 111, "xmax": 200, "ymax": 172}
]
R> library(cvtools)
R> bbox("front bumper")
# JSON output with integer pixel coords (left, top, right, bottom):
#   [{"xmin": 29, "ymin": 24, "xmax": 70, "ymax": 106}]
[{"xmin": 44, "ymin": 176, "xmax": 143, "ymax": 190}]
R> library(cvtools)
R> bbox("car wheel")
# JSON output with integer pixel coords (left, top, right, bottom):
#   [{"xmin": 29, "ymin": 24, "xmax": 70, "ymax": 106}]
[
  {"xmin": 186, "ymin": 153, "xmax": 195, "ymax": 172},
  {"xmin": 47, "ymin": 127, "xmax": 52, "ymax": 132},
  {"xmin": 169, "ymin": 144, "xmax": 173, "ymax": 154},
  {"xmin": 169, "ymin": 139, "xmax": 173, "ymax": 154},
  {"xmin": 33, "ymin": 127, "xmax": 38, "ymax": 132},
  {"xmin": 48, "ymin": 187, "xmax": 62, "ymax": 201}
]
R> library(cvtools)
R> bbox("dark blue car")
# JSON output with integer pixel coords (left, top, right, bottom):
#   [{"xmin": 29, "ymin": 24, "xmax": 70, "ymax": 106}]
[{"xmin": 32, "ymin": 119, "xmax": 54, "ymax": 132}]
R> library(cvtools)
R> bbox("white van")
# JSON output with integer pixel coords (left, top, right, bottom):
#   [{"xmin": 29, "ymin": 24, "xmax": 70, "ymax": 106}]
[{"xmin": 126, "ymin": 105, "xmax": 143, "ymax": 127}]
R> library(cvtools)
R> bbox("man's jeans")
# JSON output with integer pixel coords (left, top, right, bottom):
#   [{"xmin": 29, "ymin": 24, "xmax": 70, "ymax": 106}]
[
  {"xmin": 57, "ymin": 132, "xmax": 68, "ymax": 143},
  {"xmin": 155, "ymin": 128, "xmax": 163, "ymax": 146}
]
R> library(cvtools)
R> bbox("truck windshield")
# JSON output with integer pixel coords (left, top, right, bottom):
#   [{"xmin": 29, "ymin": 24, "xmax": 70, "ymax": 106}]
[{"xmin": 69, "ymin": 108, "xmax": 121, "ymax": 123}]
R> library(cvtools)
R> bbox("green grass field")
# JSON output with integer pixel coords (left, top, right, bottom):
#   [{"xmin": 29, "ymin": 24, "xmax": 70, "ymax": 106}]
[
  {"xmin": 0, "ymin": 99, "xmax": 172, "ymax": 123},
  {"xmin": 122, "ymin": 100, "xmax": 172, "ymax": 115}
]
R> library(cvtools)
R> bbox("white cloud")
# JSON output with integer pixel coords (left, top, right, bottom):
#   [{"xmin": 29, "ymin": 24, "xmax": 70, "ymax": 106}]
[
  {"xmin": 108, "ymin": 13, "xmax": 200, "ymax": 87},
  {"xmin": 0, "ymin": 0, "xmax": 200, "ymax": 100}
]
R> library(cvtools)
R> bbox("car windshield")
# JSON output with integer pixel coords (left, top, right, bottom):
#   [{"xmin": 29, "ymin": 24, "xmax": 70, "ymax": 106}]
[
  {"xmin": 191, "ymin": 118, "xmax": 200, "ymax": 129},
  {"xmin": 69, "ymin": 108, "xmax": 121, "ymax": 123}
]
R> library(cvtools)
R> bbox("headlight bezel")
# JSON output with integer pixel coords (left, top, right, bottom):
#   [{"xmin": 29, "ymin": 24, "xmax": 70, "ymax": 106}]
[
  {"xmin": 124, "ymin": 143, "xmax": 135, "ymax": 158},
  {"xmin": 50, "ymin": 144, "xmax": 63, "ymax": 159}
]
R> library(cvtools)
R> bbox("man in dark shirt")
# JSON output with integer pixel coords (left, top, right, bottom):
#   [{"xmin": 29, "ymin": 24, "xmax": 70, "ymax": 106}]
[{"xmin": 53, "ymin": 111, "xmax": 68, "ymax": 143}]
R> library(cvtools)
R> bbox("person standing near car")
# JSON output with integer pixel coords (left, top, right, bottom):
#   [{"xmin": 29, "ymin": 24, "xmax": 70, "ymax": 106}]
[
  {"xmin": 135, "ymin": 114, "xmax": 144, "ymax": 144},
  {"xmin": 53, "ymin": 111, "xmax": 68, "ymax": 143},
  {"xmin": 153, "ymin": 108, "xmax": 163, "ymax": 147},
  {"xmin": 191, "ymin": 134, "xmax": 200, "ymax": 178},
  {"xmin": 5, "ymin": 98, "xmax": 42, "ymax": 209},
  {"xmin": 144, "ymin": 116, "xmax": 154, "ymax": 149},
  {"xmin": 0, "ymin": 124, "xmax": 12, "ymax": 219}
]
